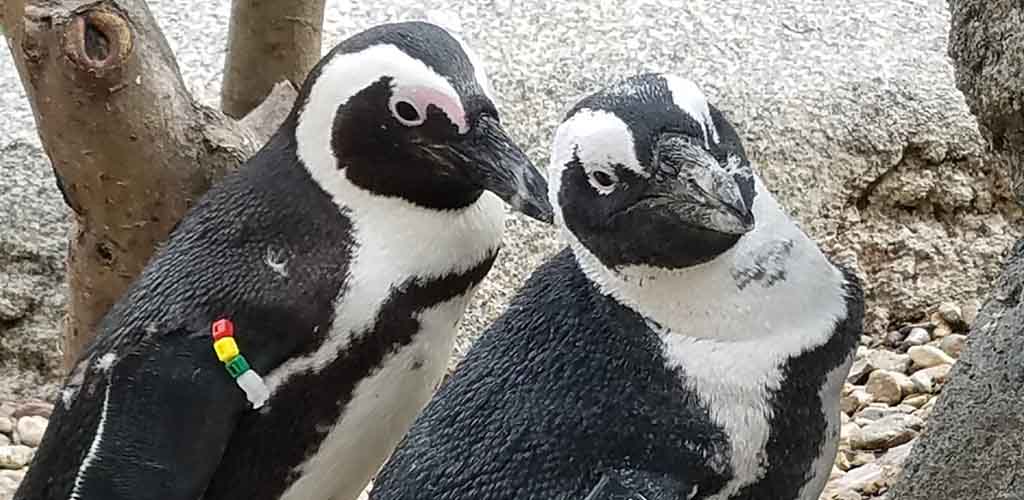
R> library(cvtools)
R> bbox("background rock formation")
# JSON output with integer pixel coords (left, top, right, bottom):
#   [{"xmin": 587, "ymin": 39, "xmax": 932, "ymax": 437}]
[
  {"xmin": 887, "ymin": 0, "xmax": 1024, "ymax": 498},
  {"xmin": 0, "ymin": 0, "xmax": 1017, "ymax": 399}
]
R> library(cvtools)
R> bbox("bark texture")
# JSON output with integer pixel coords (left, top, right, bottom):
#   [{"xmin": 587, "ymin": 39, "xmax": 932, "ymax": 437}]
[
  {"xmin": 888, "ymin": 1, "xmax": 1024, "ymax": 498},
  {"xmin": 220, "ymin": 0, "xmax": 325, "ymax": 118},
  {"xmin": 1, "ymin": 0, "xmax": 294, "ymax": 369}
]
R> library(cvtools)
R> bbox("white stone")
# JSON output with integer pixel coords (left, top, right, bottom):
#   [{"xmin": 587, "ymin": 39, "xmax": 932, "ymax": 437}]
[
  {"xmin": 851, "ymin": 414, "xmax": 924, "ymax": 450},
  {"xmin": 940, "ymin": 334, "xmax": 967, "ymax": 358},
  {"xmin": 866, "ymin": 350, "xmax": 912, "ymax": 374},
  {"xmin": 904, "ymin": 327, "xmax": 931, "ymax": 346},
  {"xmin": 0, "ymin": 445, "xmax": 33, "ymax": 470},
  {"xmin": 14, "ymin": 416, "xmax": 47, "ymax": 448},
  {"xmin": 908, "ymin": 345, "xmax": 956, "ymax": 368}
]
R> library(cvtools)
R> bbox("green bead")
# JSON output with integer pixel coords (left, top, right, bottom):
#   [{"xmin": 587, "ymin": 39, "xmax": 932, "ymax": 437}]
[{"xmin": 225, "ymin": 355, "xmax": 250, "ymax": 379}]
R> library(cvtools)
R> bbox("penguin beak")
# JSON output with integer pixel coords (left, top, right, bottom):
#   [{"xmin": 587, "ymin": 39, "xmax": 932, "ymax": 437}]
[
  {"xmin": 645, "ymin": 134, "xmax": 755, "ymax": 235},
  {"xmin": 441, "ymin": 115, "xmax": 554, "ymax": 224}
]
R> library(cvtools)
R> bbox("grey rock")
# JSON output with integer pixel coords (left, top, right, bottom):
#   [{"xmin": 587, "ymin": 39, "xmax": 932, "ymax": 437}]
[
  {"xmin": 909, "ymin": 364, "xmax": 953, "ymax": 394},
  {"xmin": 856, "ymin": 404, "xmax": 905, "ymax": 422},
  {"xmin": 831, "ymin": 461, "xmax": 885, "ymax": 494},
  {"xmin": 938, "ymin": 302, "xmax": 964, "ymax": 326},
  {"xmin": 0, "ymin": 445, "xmax": 33, "ymax": 470},
  {"xmin": 14, "ymin": 416, "xmax": 46, "ymax": 448},
  {"xmin": 903, "ymin": 327, "xmax": 931, "ymax": 347},
  {"xmin": 939, "ymin": 333, "xmax": 967, "ymax": 358},
  {"xmin": 890, "ymin": 244, "xmax": 1024, "ymax": 500},
  {"xmin": 2, "ymin": 0, "xmax": 1018, "ymax": 387},
  {"xmin": 907, "ymin": 345, "xmax": 956, "ymax": 368},
  {"xmin": 0, "ymin": 141, "xmax": 68, "ymax": 402},
  {"xmin": 852, "ymin": 414, "xmax": 924, "ymax": 450},
  {"xmin": 0, "ymin": 418, "xmax": 10, "ymax": 437},
  {"xmin": 883, "ymin": 330, "xmax": 905, "ymax": 349},
  {"xmin": 846, "ymin": 359, "xmax": 873, "ymax": 384},
  {"xmin": 866, "ymin": 350, "xmax": 912, "ymax": 374},
  {"xmin": 0, "ymin": 435, "xmax": 8, "ymax": 447}
]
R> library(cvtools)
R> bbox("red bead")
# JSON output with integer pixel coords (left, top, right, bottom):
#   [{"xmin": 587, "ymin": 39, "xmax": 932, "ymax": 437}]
[{"xmin": 212, "ymin": 319, "xmax": 234, "ymax": 340}]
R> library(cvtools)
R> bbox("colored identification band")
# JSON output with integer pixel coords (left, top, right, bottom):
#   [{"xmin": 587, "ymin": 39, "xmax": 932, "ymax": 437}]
[{"xmin": 210, "ymin": 318, "xmax": 270, "ymax": 409}]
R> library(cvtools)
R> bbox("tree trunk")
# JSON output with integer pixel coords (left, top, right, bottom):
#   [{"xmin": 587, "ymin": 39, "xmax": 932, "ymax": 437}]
[
  {"xmin": 220, "ymin": 0, "xmax": 325, "ymax": 118},
  {"xmin": 888, "ymin": 0, "xmax": 1024, "ymax": 498},
  {"xmin": 1, "ymin": 0, "xmax": 298, "ymax": 369}
]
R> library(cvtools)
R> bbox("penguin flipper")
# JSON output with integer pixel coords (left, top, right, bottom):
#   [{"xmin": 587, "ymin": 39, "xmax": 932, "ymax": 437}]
[
  {"xmin": 15, "ymin": 332, "xmax": 248, "ymax": 500},
  {"xmin": 583, "ymin": 469, "xmax": 695, "ymax": 500}
]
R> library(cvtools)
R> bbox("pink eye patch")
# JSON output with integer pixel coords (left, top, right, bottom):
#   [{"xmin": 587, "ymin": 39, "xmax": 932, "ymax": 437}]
[{"xmin": 390, "ymin": 85, "xmax": 468, "ymax": 134}]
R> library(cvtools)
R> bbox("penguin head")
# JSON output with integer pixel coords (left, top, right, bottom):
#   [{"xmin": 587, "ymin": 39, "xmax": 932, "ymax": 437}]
[
  {"xmin": 549, "ymin": 73, "xmax": 756, "ymax": 270},
  {"xmin": 292, "ymin": 21, "xmax": 552, "ymax": 222}
]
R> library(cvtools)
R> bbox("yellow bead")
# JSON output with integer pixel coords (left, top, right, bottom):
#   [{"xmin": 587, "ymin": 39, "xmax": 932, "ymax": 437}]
[{"xmin": 214, "ymin": 337, "xmax": 239, "ymax": 363}]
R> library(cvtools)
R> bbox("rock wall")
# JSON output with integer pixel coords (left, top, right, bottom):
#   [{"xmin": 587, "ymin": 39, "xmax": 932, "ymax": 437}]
[
  {"xmin": 887, "ymin": 0, "xmax": 1024, "ymax": 497},
  {"xmin": 0, "ymin": 142, "xmax": 68, "ymax": 400},
  {"xmin": 0, "ymin": 0, "xmax": 1018, "ymax": 395}
]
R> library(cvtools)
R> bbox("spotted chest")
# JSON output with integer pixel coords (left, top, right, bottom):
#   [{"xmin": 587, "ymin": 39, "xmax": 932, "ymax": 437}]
[{"xmin": 570, "ymin": 184, "xmax": 858, "ymax": 500}]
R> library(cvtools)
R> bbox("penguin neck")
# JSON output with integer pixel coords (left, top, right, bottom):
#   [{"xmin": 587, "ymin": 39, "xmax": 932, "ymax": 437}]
[{"xmin": 568, "ymin": 177, "xmax": 848, "ymax": 346}]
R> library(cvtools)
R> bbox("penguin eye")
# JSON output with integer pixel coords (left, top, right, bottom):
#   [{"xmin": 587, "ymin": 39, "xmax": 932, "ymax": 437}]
[
  {"xmin": 391, "ymin": 99, "xmax": 425, "ymax": 127},
  {"xmin": 589, "ymin": 170, "xmax": 618, "ymax": 191}
]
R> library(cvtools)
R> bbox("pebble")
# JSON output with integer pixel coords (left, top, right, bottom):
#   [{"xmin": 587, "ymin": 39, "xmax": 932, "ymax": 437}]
[
  {"xmin": 940, "ymin": 334, "xmax": 967, "ymax": 358},
  {"xmin": 846, "ymin": 359, "xmax": 873, "ymax": 384},
  {"xmin": 932, "ymin": 321, "xmax": 953, "ymax": 339},
  {"xmin": 856, "ymin": 404, "xmax": 905, "ymax": 421},
  {"xmin": 0, "ymin": 446, "xmax": 33, "ymax": 470},
  {"xmin": 883, "ymin": 330, "xmax": 904, "ymax": 348},
  {"xmin": 840, "ymin": 422, "xmax": 862, "ymax": 448},
  {"xmin": 910, "ymin": 363, "xmax": 953, "ymax": 393},
  {"xmin": 903, "ymin": 327, "xmax": 931, "ymax": 347},
  {"xmin": 14, "ymin": 416, "xmax": 47, "ymax": 448},
  {"xmin": 831, "ymin": 461, "xmax": 886, "ymax": 493},
  {"xmin": 865, "ymin": 350, "xmax": 912, "ymax": 374},
  {"xmin": 0, "ymin": 417, "xmax": 11, "ymax": 436},
  {"xmin": 962, "ymin": 299, "xmax": 981, "ymax": 326},
  {"xmin": 938, "ymin": 302, "xmax": 963, "ymax": 326},
  {"xmin": 908, "ymin": 345, "xmax": 956, "ymax": 368},
  {"xmin": 902, "ymin": 393, "xmax": 931, "ymax": 408},
  {"xmin": 865, "ymin": 371, "xmax": 907, "ymax": 405},
  {"xmin": 841, "ymin": 388, "xmax": 874, "ymax": 415},
  {"xmin": 851, "ymin": 414, "xmax": 924, "ymax": 450},
  {"xmin": 11, "ymin": 402, "xmax": 52, "ymax": 420},
  {"xmin": 0, "ymin": 435, "xmax": 8, "ymax": 447}
]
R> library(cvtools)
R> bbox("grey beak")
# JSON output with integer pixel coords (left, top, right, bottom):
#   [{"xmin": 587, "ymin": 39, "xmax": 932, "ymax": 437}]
[
  {"xmin": 653, "ymin": 134, "xmax": 754, "ymax": 235},
  {"xmin": 445, "ymin": 115, "xmax": 553, "ymax": 224}
]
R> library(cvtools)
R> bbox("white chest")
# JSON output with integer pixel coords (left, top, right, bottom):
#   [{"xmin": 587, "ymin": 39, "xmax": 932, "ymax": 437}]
[
  {"xmin": 279, "ymin": 295, "xmax": 476, "ymax": 500},
  {"xmin": 265, "ymin": 190, "xmax": 506, "ymax": 500},
  {"xmin": 570, "ymin": 185, "xmax": 851, "ymax": 499}
]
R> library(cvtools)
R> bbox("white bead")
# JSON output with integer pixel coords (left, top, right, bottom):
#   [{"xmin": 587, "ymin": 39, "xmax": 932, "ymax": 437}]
[{"xmin": 236, "ymin": 370, "xmax": 270, "ymax": 409}]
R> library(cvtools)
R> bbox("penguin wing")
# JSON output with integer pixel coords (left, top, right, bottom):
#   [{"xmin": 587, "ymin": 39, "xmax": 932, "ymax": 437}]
[
  {"xmin": 15, "ymin": 326, "xmax": 250, "ymax": 500},
  {"xmin": 583, "ymin": 469, "xmax": 695, "ymax": 500}
]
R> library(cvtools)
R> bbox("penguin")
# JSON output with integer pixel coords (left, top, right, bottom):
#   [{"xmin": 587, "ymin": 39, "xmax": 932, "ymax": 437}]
[
  {"xmin": 369, "ymin": 73, "xmax": 864, "ymax": 500},
  {"xmin": 15, "ymin": 21, "xmax": 553, "ymax": 500}
]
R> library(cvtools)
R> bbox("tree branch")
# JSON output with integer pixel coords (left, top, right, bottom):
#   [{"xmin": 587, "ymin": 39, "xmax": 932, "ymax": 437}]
[
  {"xmin": 1, "ymin": 0, "xmax": 291, "ymax": 369},
  {"xmin": 220, "ymin": 0, "xmax": 325, "ymax": 118}
]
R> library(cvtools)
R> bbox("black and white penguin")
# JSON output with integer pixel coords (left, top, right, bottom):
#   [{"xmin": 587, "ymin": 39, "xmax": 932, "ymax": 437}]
[
  {"xmin": 16, "ymin": 21, "xmax": 552, "ymax": 500},
  {"xmin": 369, "ymin": 73, "xmax": 864, "ymax": 500}
]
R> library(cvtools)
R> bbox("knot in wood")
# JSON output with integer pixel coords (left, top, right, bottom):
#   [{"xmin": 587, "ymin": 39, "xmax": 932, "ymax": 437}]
[{"xmin": 61, "ymin": 8, "xmax": 132, "ymax": 78}]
